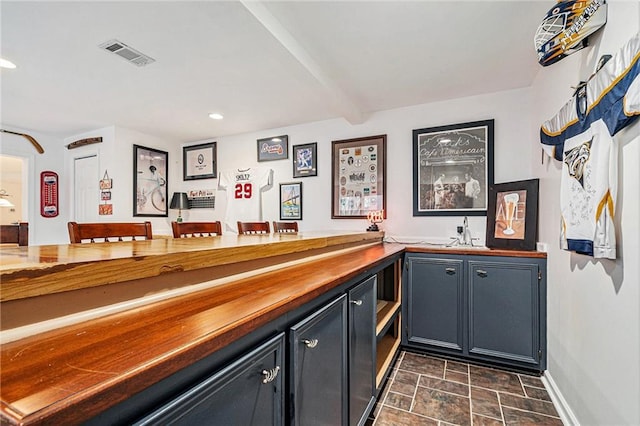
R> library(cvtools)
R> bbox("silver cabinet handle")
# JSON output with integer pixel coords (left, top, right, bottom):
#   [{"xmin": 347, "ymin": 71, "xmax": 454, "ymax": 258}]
[
  {"xmin": 302, "ymin": 338, "xmax": 318, "ymax": 348},
  {"xmin": 476, "ymin": 269, "xmax": 488, "ymax": 277},
  {"xmin": 351, "ymin": 299, "xmax": 363, "ymax": 306},
  {"xmin": 262, "ymin": 366, "xmax": 280, "ymax": 384},
  {"xmin": 445, "ymin": 268, "xmax": 456, "ymax": 275}
]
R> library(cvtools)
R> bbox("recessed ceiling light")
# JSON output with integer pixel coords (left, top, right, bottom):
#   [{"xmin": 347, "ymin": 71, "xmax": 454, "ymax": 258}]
[
  {"xmin": 209, "ymin": 113, "xmax": 223, "ymax": 120},
  {"xmin": 0, "ymin": 58, "xmax": 17, "ymax": 69}
]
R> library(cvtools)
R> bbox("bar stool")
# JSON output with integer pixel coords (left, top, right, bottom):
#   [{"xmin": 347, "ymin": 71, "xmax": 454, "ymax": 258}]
[
  {"xmin": 237, "ymin": 221, "xmax": 270, "ymax": 235},
  {"xmin": 172, "ymin": 221, "xmax": 222, "ymax": 238},
  {"xmin": 273, "ymin": 221, "xmax": 298, "ymax": 233}
]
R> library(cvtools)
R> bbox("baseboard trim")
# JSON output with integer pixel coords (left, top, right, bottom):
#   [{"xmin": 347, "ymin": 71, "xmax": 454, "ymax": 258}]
[{"xmin": 541, "ymin": 370, "xmax": 579, "ymax": 425}]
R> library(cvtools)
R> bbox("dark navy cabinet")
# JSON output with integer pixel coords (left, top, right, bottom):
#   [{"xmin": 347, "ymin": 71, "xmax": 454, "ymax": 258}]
[
  {"xmin": 348, "ymin": 276, "xmax": 377, "ymax": 426},
  {"xmin": 134, "ymin": 333, "xmax": 285, "ymax": 425},
  {"xmin": 290, "ymin": 295, "xmax": 348, "ymax": 426},
  {"xmin": 403, "ymin": 253, "xmax": 547, "ymax": 373}
]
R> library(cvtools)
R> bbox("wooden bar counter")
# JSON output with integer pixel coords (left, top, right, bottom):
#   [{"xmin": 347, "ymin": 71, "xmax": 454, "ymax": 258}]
[{"xmin": 0, "ymin": 231, "xmax": 403, "ymax": 425}]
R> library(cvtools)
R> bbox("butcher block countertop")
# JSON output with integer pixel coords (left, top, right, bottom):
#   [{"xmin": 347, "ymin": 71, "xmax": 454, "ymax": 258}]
[
  {"xmin": 0, "ymin": 233, "xmax": 402, "ymax": 425},
  {"xmin": 0, "ymin": 231, "xmax": 383, "ymax": 302}
]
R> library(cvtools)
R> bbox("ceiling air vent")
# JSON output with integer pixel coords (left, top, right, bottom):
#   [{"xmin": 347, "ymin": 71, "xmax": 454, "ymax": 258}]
[{"xmin": 99, "ymin": 39, "xmax": 155, "ymax": 67}]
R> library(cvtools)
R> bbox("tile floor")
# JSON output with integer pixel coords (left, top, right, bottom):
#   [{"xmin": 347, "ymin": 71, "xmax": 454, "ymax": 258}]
[{"xmin": 369, "ymin": 351, "xmax": 562, "ymax": 426}]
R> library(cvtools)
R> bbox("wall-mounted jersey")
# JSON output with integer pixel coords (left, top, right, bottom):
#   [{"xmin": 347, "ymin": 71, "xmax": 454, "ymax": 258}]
[
  {"xmin": 540, "ymin": 33, "xmax": 639, "ymax": 259},
  {"xmin": 218, "ymin": 168, "xmax": 272, "ymax": 233}
]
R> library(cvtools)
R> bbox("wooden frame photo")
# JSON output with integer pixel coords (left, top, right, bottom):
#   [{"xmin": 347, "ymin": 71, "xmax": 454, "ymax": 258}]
[
  {"xmin": 183, "ymin": 142, "xmax": 216, "ymax": 180},
  {"xmin": 331, "ymin": 134, "xmax": 386, "ymax": 219},
  {"xmin": 133, "ymin": 144, "xmax": 168, "ymax": 217},
  {"xmin": 486, "ymin": 178, "xmax": 539, "ymax": 251},
  {"xmin": 257, "ymin": 135, "xmax": 288, "ymax": 162},
  {"xmin": 280, "ymin": 182, "xmax": 302, "ymax": 220},
  {"xmin": 413, "ymin": 119, "xmax": 494, "ymax": 216},
  {"xmin": 292, "ymin": 142, "xmax": 317, "ymax": 178}
]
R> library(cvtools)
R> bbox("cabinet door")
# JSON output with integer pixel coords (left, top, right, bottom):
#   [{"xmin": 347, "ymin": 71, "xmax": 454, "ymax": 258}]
[
  {"xmin": 290, "ymin": 295, "xmax": 347, "ymax": 426},
  {"xmin": 468, "ymin": 260, "xmax": 540, "ymax": 367},
  {"xmin": 405, "ymin": 255, "xmax": 464, "ymax": 353},
  {"xmin": 348, "ymin": 276, "xmax": 376, "ymax": 426},
  {"xmin": 134, "ymin": 333, "xmax": 285, "ymax": 426}
]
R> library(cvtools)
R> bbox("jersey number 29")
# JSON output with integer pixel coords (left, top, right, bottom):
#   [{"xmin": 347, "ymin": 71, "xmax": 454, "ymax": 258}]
[{"xmin": 234, "ymin": 183, "xmax": 253, "ymax": 199}]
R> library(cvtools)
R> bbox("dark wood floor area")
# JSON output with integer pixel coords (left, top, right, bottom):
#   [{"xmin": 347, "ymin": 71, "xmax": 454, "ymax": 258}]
[{"xmin": 369, "ymin": 351, "xmax": 562, "ymax": 425}]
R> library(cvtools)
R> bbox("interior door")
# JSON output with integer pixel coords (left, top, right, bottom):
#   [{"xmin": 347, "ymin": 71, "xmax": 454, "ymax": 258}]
[{"xmin": 74, "ymin": 155, "xmax": 99, "ymax": 222}]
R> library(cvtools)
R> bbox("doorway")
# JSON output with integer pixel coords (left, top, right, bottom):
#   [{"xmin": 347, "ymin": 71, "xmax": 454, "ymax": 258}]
[
  {"xmin": 74, "ymin": 155, "xmax": 100, "ymax": 222},
  {"xmin": 0, "ymin": 155, "xmax": 25, "ymax": 225}
]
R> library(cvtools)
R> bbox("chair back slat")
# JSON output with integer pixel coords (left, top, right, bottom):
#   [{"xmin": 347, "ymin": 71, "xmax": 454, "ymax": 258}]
[
  {"xmin": 172, "ymin": 221, "xmax": 222, "ymax": 238},
  {"xmin": 237, "ymin": 221, "xmax": 270, "ymax": 235},
  {"xmin": 0, "ymin": 222, "xmax": 29, "ymax": 246},
  {"xmin": 68, "ymin": 222, "xmax": 153, "ymax": 243},
  {"xmin": 273, "ymin": 221, "xmax": 298, "ymax": 233}
]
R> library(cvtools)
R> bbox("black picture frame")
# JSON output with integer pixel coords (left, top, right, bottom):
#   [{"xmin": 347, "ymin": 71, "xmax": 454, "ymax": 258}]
[
  {"xmin": 280, "ymin": 182, "xmax": 302, "ymax": 220},
  {"xmin": 133, "ymin": 144, "xmax": 168, "ymax": 217},
  {"xmin": 412, "ymin": 119, "xmax": 494, "ymax": 216},
  {"xmin": 292, "ymin": 142, "xmax": 317, "ymax": 178},
  {"xmin": 183, "ymin": 142, "xmax": 216, "ymax": 180},
  {"xmin": 486, "ymin": 178, "xmax": 539, "ymax": 251},
  {"xmin": 331, "ymin": 134, "xmax": 386, "ymax": 219},
  {"xmin": 257, "ymin": 135, "xmax": 288, "ymax": 162}
]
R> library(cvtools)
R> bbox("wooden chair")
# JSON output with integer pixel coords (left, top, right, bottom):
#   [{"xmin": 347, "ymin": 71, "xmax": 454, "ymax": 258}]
[
  {"xmin": 237, "ymin": 221, "xmax": 270, "ymax": 235},
  {"xmin": 0, "ymin": 222, "xmax": 28, "ymax": 246},
  {"xmin": 172, "ymin": 221, "xmax": 222, "ymax": 238},
  {"xmin": 68, "ymin": 221, "xmax": 153, "ymax": 243},
  {"xmin": 273, "ymin": 221, "xmax": 298, "ymax": 233}
]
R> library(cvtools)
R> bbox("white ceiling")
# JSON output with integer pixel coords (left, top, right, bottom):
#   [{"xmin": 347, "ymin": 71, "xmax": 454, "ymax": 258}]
[{"xmin": 0, "ymin": 1, "xmax": 549, "ymax": 144}]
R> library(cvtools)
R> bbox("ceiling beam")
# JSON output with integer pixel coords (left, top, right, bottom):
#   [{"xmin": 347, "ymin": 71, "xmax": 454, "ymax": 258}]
[{"xmin": 240, "ymin": 1, "xmax": 367, "ymax": 125}]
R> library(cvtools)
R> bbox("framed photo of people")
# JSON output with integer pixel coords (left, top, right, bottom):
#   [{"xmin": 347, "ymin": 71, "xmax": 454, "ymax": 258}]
[
  {"xmin": 485, "ymin": 179, "xmax": 539, "ymax": 250},
  {"xmin": 133, "ymin": 144, "xmax": 168, "ymax": 217},
  {"xmin": 412, "ymin": 119, "xmax": 494, "ymax": 216},
  {"xmin": 331, "ymin": 135, "xmax": 386, "ymax": 219},
  {"xmin": 292, "ymin": 142, "xmax": 317, "ymax": 178}
]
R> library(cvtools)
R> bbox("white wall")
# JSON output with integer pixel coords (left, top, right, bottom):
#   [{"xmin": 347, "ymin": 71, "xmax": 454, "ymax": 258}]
[{"xmin": 530, "ymin": 3, "xmax": 639, "ymax": 424}]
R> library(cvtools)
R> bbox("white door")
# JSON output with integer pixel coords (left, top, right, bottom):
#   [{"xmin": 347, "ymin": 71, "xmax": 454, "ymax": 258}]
[{"xmin": 74, "ymin": 155, "xmax": 99, "ymax": 222}]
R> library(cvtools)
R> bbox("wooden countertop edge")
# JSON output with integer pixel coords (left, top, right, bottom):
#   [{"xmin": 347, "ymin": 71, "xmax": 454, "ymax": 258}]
[
  {"xmin": 0, "ymin": 243, "xmax": 404, "ymax": 425},
  {"xmin": 404, "ymin": 245, "xmax": 547, "ymax": 258},
  {"xmin": 0, "ymin": 232, "xmax": 383, "ymax": 302}
]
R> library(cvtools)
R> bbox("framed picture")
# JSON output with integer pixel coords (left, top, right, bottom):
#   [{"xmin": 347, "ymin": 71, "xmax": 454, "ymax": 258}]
[
  {"xmin": 280, "ymin": 182, "xmax": 302, "ymax": 220},
  {"xmin": 412, "ymin": 119, "xmax": 494, "ymax": 216},
  {"xmin": 183, "ymin": 142, "xmax": 216, "ymax": 180},
  {"xmin": 257, "ymin": 135, "xmax": 288, "ymax": 162},
  {"xmin": 292, "ymin": 142, "xmax": 317, "ymax": 178},
  {"xmin": 331, "ymin": 134, "xmax": 386, "ymax": 219},
  {"xmin": 486, "ymin": 178, "xmax": 539, "ymax": 251},
  {"xmin": 133, "ymin": 144, "xmax": 168, "ymax": 217}
]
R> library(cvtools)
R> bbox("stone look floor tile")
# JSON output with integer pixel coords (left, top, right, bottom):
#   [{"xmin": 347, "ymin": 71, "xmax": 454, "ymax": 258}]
[
  {"xmin": 518, "ymin": 374, "xmax": 545, "ymax": 388},
  {"xmin": 445, "ymin": 369, "xmax": 469, "ymax": 384},
  {"xmin": 502, "ymin": 407, "xmax": 563, "ymax": 425},
  {"xmin": 412, "ymin": 386, "xmax": 471, "ymax": 426},
  {"xmin": 499, "ymin": 393, "xmax": 559, "ymax": 417},
  {"xmin": 446, "ymin": 360, "xmax": 469, "ymax": 373},
  {"xmin": 400, "ymin": 352, "xmax": 446, "ymax": 377},
  {"xmin": 473, "ymin": 413, "xmax": 506, "ymax": 426},
  {"xmin": 523, "ymin": 385, "xmax": 552, "ymax": 401},
  {"xmin": 374, "ymin": 406, "xmax": 438, "ymax": 426},
  {"xmin": 389, "ymin": 369, "xmax": 419, "ymax": 396},
  {"xmin": 384, "ymin": 391, "xmax": 413, "ymax": 411},
  {"xmin": 470, "ymin": 365, "xmax": 525, "ymax": 396},
  {"xmin": 470, "ymin": 386, "xmax": 503, "ymax": 420},
  {"xmin": 419, "ymin": 375, "xmax": 469, "ymax": 397}
]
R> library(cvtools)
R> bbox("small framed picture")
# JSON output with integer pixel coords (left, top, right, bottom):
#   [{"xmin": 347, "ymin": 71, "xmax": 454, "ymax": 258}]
[
  {"xmin": 292, "ymin": 142, "xmax": 317, "ymax": 178},
  {"xmin": 280, "ymin": 182, "xmax": 302, "ymax": 220},
  {"xmin": 485, "ymin": 179, "xmax": 539, "ymax": 250},
  {"xmin": 183, "ymin": 142, "xmax": 216, "ymax": 180},
  {"xmin": 258, "ymin": 135, "xmax": 288, "ymax": 162},
  {"xmin": 100, "ymin": 191, "xmax": 112, "ymax": 201},
  {"xmin": 133, "ymin": 144, "xmax": 168, "ymax": 217}
]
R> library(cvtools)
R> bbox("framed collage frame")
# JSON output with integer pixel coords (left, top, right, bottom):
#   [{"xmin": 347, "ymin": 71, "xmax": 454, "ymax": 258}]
[
  {"xmin": 280, "ymin": 182, "xmax": 302, "ymax": 220},
  {"xmin": 412, "ymin": 119, "xmax": 494, "ymax": 216},
  {"xmin": 331, "ymin": 134, "xmax": 386, "ymax": 219},
  {"xmin": 292, "ymin": 142, "xmax": 317, "ymax": 178},
  {"xmin": 183, "ymin": 142, "xmax": 216, "ymax": 180},
  {"xmin": 485, "ymin": 178, "xmax": 539, "ymax": 251},
  {"xmin": 133, "ymin": 144, "xmax": 168, "ymax": 217}
]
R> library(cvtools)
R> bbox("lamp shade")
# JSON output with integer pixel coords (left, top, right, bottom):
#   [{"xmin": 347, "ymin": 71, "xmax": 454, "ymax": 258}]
[{"xmin": 170, "ymin": 192, "xmax": 190, "ymax": 210}]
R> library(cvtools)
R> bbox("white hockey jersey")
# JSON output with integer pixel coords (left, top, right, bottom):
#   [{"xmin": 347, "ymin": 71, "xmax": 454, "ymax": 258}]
[
  {"xmin": 218, "ymin": 168, "xmax": 272, "ymax": 233},
  {"xmin": 540, "ymin": 33, "xmax": 640, "ymax": 259}
]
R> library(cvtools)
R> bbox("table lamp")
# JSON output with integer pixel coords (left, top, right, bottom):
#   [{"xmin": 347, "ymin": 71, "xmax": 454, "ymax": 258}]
[{"xmin": 170, "ymin": 192, "xmax": 190, "ymax": 222}]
